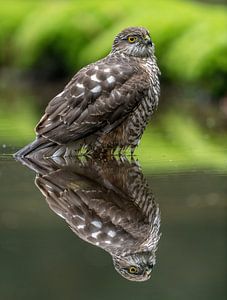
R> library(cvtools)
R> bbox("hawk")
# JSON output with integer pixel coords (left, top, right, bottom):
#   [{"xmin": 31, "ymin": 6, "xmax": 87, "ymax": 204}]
[
  {"xmin": 15, "ymin": 26, "xmax": 160, "ymax": 158},
  {"xmin": 18, "ymin": 155, "xmax": 161, "ymax": 281}
]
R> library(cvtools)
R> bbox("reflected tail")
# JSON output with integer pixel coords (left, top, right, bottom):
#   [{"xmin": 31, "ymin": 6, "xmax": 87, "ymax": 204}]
[{"xmin": 14, "ymin": 137, "xmax": 54, "ymax": 158}]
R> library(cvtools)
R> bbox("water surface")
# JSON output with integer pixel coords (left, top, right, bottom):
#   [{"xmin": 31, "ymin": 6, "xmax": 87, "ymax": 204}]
[
  {"xmin": 0, "ymin": 79, "xmax": 226, "ymax": 299},
  {"xmin": 0, "ymin": 152, "xmax": 226, "ymax": 300}
]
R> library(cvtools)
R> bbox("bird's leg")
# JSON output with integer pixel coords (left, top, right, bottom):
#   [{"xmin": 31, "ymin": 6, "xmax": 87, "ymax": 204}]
[
  {"xmin": 118, "ymin": 146, "xmax": 123, "ymax": 157},
  {"xmin": 119, "ymin": 153, "xmax": 127, "ymax": 163},
  {"xmin": 118, "ymin": 146, "xmax": 127, "ymax": 158},
  {"xmin": 112, "ymin": 146, "xmax": 117, "ymax": 156},
  {"xmin": 130, "ymin": 145, "xmax": 136, "ymax": 158}
]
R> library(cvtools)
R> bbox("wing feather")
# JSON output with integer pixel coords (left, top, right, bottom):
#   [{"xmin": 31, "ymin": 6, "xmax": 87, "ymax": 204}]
[{"xmin": 36, "ymin": 56, "xmax": 149, "ymax": 144}]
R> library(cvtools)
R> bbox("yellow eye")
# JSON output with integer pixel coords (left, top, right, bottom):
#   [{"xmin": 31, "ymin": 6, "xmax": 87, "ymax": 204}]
[
  {"xmin": 129, "ymin": 266, "xmax": 138, "ymax": 274},
  {"xmin": 127, "ymin": 36, "xmax": 137, "ymax": 43}
]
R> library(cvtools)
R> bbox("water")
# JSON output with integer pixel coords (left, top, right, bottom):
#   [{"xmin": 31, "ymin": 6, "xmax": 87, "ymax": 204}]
[
  {"xmin": 0, "ymin": 152, "xmax": 226, "ymax": 300},
  {"xmin": 0, "ymin": 80, "xmax": 226, "ymax": 299}
]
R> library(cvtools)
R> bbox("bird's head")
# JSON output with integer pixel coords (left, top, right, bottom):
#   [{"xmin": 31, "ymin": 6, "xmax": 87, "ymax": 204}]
[
  {"xmin": 112, "ymin": 251, "xmax": 156, "ymax": 282},
  {"xmin": 112, "ymin": 26, "xmax": 154, "ymax": 58}
]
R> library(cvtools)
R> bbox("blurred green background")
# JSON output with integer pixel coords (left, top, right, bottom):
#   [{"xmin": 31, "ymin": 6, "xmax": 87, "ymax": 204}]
[
  {"xmin": 0, "ymin": 3, "xmax": 226, "ymax": 299},
  {"xmin": 0, "ymin": 0, "xmax": 227, "ymax": 170}
]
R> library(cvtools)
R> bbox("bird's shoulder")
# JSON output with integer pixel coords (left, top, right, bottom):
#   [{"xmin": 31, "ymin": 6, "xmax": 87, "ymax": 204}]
[
  {"xmin": 66, "ymin": 54, "xmax": 145, "ymax": 96},
  {"xmin": 38, "ymin": 57, "xmax": 117, "ymax": 116},
  {"xmin": 48, "ymin": 54, "xmax": 147, "ymax": 108}
]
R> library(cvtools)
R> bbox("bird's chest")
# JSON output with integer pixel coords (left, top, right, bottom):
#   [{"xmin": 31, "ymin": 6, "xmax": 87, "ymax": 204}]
[
  {"xmin": 95, "ymin": 58, "xmax": 160, "ymax": 149},
  {"xmin": 120, "ymin": 61, "xmax": 160, "ymax": 144},
  {"xmin": 142, "ymin": 59, "xmax": 160, "ymax": 108}
]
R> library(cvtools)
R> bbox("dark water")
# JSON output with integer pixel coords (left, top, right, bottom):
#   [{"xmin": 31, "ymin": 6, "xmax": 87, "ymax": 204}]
[
  {"xmin": 0, "ymin": 152, "xmax": 226, "ymax": 300},
  {"xmin": 0, "ymin": 75, "xmax": 226, "ymax": 299}
]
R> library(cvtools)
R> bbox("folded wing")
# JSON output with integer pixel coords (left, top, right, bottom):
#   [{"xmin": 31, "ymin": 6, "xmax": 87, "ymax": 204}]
[{"xmin": 36, "ymin": 56, "xmax": 149, "ymax": 144}]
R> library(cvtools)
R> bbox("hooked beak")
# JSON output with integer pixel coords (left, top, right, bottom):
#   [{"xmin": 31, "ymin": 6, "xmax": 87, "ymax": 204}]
[{"xmin": 144, "ymin": 266, "xmax": 152, "ymax": 277}]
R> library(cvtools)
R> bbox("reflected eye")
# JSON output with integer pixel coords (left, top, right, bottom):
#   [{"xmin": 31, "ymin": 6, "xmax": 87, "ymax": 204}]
[
  {"xmin": 128, "ymin": 266, "xmax": 138, "ymax": 274},
  {"xmin": 127, "ymin": 36, "xmax": 137, "ymax": 43}
]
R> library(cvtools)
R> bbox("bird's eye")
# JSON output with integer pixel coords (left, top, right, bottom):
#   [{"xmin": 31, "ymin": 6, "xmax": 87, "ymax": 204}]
[
  {"xmin": 128, "ymin": 266, "xmax": 138, "ymax": 274},
  {"xmin": 127, "ymin": 36, "xmax": 137, "ymax": 43}
]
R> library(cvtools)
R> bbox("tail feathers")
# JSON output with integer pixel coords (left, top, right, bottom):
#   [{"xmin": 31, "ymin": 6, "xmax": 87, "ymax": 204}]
[{"xmin": 14, "ymin": 137, "xmax": 54, "ymax": 158}]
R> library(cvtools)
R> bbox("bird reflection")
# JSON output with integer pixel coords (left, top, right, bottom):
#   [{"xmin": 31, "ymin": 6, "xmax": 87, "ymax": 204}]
[{"xmin": 17, "ymin": 155, "xmax": 161, "ymax": 281}]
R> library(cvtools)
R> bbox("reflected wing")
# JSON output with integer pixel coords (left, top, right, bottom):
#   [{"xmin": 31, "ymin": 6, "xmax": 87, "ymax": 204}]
[
  {"xmin": 35, "ymin": 167, "xmax": 147, "ymax": 250},
  {"xmin": 17, "ymin": 155, "xmax": 160, "ymax": 254},
  {"xmin": 36, "ymin": 56, "xmax": 149, "ymax": 144}
]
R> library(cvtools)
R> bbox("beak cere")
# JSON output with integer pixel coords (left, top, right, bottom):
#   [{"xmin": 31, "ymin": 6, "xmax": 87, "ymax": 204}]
[{"xmin": 144, "ymin": 35, "xmax": 152, "ymax": 46}]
